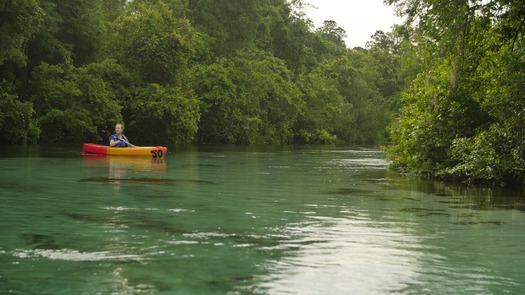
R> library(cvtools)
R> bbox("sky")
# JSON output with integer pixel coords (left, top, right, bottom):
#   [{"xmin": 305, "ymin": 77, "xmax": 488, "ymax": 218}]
[{"xmin": 304, "ymin": 0, "xmax": 402, "ymax": 48}]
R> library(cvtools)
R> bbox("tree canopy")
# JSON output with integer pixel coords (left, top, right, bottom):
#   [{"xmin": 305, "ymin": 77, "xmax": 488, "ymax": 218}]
[
  {"xmin": 5, "ymin": 0, "xmax": 525, "ymax": 185},
  {"xmin": 385, "ymin": 0, "xmax": 525, "ymax": 185},
  {"xmin": 0, "ymin": 0, "xmax": 401, "ymax": 146}
]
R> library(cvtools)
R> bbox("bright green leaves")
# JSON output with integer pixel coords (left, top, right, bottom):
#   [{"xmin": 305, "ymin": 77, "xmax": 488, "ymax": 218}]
[
  {"xmin": 125, "ymin": 84, "xmax": 200, "ymax": 145},
  {"xmin": 316, "ymin": 20, "xmax": 347, "ymax": 48},
  {"xmin": 29, "ymin": 60, "xmax": 124, "ymax": 143},
  {"xmin": 192, "ymin": 49, "xmax": 302, "ymax": 144},
  {"xmin": 386, "ymin": 0, "xmax": 525, "ymax": 184},
  {"xmin": 297, "ymin": 51, "xmax": 393, "ymax": 144},
  {"xmin": 295, "ymin": 58, "xmax": 347, "ymax": 144},
  {"xmin": 0, "ymin": 0, "xmax": 405, "ymax": 147},
  {"xmin": 107, "ymin": 1, "xmax": 197, "ymax": 85}
]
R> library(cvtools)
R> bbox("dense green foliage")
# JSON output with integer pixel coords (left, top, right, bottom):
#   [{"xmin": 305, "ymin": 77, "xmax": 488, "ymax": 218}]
[
  {"xmin": 6, "ymin": 0, "xmax": 525, "ymax": 185},
  {"xmin": 0, "ymin": 0, "xmax": 401, "ymax": 146},
  {"xmin": 386, "ymin": 0, "xmax": 525, "ymax": 185}
]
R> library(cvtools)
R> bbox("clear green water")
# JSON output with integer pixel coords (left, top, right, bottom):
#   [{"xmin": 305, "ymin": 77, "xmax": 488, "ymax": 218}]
[{"xmin": 1, "ymin": 145, "xmax": 524, "ymax": 294}]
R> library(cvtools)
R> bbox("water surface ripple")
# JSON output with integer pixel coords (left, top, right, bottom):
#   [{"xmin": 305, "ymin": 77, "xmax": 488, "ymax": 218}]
[{"xmin": 0, "ymin": 146, "xmax": 524, "ymax": 294}]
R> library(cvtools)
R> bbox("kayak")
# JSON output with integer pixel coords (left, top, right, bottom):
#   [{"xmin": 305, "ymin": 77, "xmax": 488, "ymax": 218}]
[{"xmin": 82, "ymin": 143, "xmax": 168, "ymax": 158}]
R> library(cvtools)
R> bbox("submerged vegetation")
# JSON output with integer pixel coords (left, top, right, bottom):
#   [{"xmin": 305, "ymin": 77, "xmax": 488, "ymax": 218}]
[{"xmin": 2, "ymin": 0, "xmax": 525, "ymax": 186}]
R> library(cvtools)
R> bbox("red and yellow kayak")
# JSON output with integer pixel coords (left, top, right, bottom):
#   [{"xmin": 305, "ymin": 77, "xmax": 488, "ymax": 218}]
[{"xmin": 83, "ymin": 143, "xmax": 168, "ymax": 158}]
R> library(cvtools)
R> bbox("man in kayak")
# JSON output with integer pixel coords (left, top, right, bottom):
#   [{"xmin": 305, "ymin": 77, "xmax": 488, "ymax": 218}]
[{"xmin": 109, "ymin": 123, "xmax": 135, "ymax": 147}]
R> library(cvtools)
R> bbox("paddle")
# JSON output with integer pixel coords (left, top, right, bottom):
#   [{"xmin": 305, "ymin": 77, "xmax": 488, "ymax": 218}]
[{"xmin": 120, "ymin": 138, "xmax": 137, "ymax": 148}]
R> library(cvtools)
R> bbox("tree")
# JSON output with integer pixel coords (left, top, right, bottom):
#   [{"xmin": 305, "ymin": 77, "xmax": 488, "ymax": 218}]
[
  {"xmin": 24, "ymin": 0, "xmax": 110, "ymax": 68},
  {"xmin": 187, "ymin": 0, "xmax": 266, "ymax": 56},
  {"xmin": 124, "ymin": 84, "xmax": 201, "ymax": 145},
  {"xmin": 0, "ymin": 0, "xmax": 43, "ymax": 65},
  {"xmin": 386, "ymin": 0, "xmax": 525, "ymax": 184},
  {"xmin": 0, "ymin": 0, "xmax": 406, "ymax": 147},
  {"xmin": 0, "ymin": 80, "xmax": 39, "ymax": 144},
  {"xmin": 28, "ymin": 60, "xmax": 124, "ymax": 143},
  {"xmin": 295, "ymin": 63, "xmax": 347, "ymax": 144},
  {"xmin": 106, "ymin": 0, "xmax": 197, "ymax": 86},
  {"xmin": 192, "ymin": 48, "xmax": 303, "ymax": 143},
  {"xmin": 316, "ymin": 20, "xmax": 347, "ymax": 47}
]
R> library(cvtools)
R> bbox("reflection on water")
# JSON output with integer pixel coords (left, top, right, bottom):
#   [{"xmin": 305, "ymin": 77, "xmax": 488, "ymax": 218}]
[
  {"xmin": 1, "ymin": 147, "xmax": 524, "ymax": 294},
  {"xmin": 83, "ymin": 155, "xmax": 166, "ymax": 176},
  {"xmin": 83, "ymin": 156, "xmax": 167, "ymax": 191},
  {"xmin": 253, "ymin": 216, "xmax": 424, "ymax": 295}
]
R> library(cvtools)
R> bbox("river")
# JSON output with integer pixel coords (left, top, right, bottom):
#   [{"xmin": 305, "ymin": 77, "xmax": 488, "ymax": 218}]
[{"xmin": 0, "ymin": 145, "xmax": 524, "ymax": 294}]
